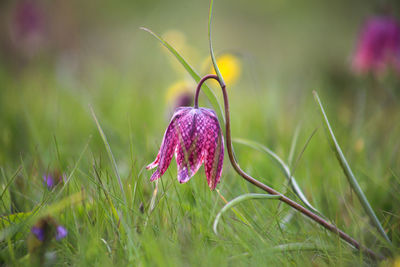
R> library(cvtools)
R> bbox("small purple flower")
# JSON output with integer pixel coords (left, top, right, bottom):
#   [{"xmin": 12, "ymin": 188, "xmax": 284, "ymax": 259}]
[
  {"xmin": 43, "ymin": 171, "xmax": 64, "ymax": 190},
  {"xmin": 30, "ymin": 216, "xmax": 67, "ymax": 242},
  {"xmin": 147, "ymin": 107, "xmax": 224, "ymax": 190},
  {"xmin": 43, "ymin": 175, "xmax": 55, "ymax": 189},
  {"xmin": 55, "ymin": 226, "xmax": 67, "ymax": 240},
  {"xmin": 31, "ymin": 226, "xmax": 45, "ymax": 242},
  {"xmin": 352, "ymin": 16, "xmax": 400, "ymax": 75}
]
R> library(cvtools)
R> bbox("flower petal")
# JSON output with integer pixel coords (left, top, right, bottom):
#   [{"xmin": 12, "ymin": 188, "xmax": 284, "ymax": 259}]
[
  {"xmin": 56, "ymin": 225, "xmax": 68, "ymax": 240},
  {"xmin": 150, "ymin": 169, "xmax": 161, "ymax": 182},
  {"xmin": 175, "ymin": 109, "xmax": 206, "ymax": 183},
  {"xmin": 43, "ymin": 175, "xmax": 54, "ymax": 189},
  {"xmin": 146, "ymin": 152, "xmax": 160, "ymax": 170},
  {"xmin": 202, "ymin": 109, "xmax": 224, "ymax": 190},
  {"xmin": 31, "ymin": 226, "xmax": 45, "ymax": 241},
  {"xmin": 148, "ymin": 107, "xmax": 190, "ymax": 181}
]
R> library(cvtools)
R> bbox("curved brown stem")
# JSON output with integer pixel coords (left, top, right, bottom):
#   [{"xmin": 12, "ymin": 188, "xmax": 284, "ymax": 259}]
[{"xmin": 194, "ymin": 74, "xmax": 383, "ymax": 261}]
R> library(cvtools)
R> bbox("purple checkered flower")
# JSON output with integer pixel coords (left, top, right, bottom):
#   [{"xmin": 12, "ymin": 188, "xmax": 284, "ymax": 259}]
[
  {"xmin": 352, "ymin": 16, "xmax": 400, "ymax": 75},
  {"xmin": 147, "ymin": 106, "xmax": 224, "ymax": 190}
]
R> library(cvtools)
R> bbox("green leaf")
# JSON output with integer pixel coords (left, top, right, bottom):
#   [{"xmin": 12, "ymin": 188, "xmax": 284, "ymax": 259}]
[
  {"xmin": 90, "ymin": 106, "xmax": 127, "ymax": 206},
  {"xmin": 213, "ymin": 193, "xmax": 280, "ymax": 235},
  {"xmin": 0, "ymin": 212, "xmax": 32, "ymax": 230},
  {"xmin": 0, "ymin": 166, "xmax": 21, "ymax": 201},
  {"xmin": 140, "ymin": 27, "xmax": 225, "ymax": 123},
  {"xmin": 313, "ymin": 91, "xmax": 391, "ymax": 245}
]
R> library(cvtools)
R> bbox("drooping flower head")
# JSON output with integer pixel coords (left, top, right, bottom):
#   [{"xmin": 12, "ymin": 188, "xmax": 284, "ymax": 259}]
[
  {"xmin": 147, "ymin": 107, "xmax": 224, "ymax": 190},
  {"xmin": 352, "ymin": 16, "xmax": 400, "ymax": 75}
]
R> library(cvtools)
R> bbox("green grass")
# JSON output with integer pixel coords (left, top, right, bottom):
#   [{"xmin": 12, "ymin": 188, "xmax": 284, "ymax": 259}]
[{"xmin": 1, "ymin": 60, "xmax": 399, "ymax": 266}]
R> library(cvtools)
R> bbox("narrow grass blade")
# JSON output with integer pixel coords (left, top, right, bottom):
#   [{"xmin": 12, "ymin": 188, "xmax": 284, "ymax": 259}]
[
  {"xmin": 149, "ymin": 180, "xmax": 159, "ymax": 212},
  {"xmin": 229, "ymin": 242, "xmax": 333, "ymax": 259},
  {"xmin": 54, "ymin": 136, "xmax": 91, "ymax": 201},
  {"xmin": 233, "ymin": 138, "xmax": 322, "ymax": 216},
  {"xmin": 0, "ymin": 166, "xmax": 22, "ymax": 201},
  {"xmin": 140, "ymin": 27, "xmax": 225, "ymax": 123},
  {"xmin": 143, "ymin": 180, "xmax": 159, "ymax": 229},
  {"xmin": 216, "ymin": 189, "xmax": 251, "ymax": 227},
  {"xmin": 288, "ymin": 123, "xmax": 301, "ymax": 166},
  {"xmin": 90, "ymin": 106, "xmax": 127, "ymax": 205},
  {"xmin": 0, "ymin": 212, "xmax": 32, "ymax": 229},
  {"xmin": 268, "ymin": 242, "xmax": 333, "ymax": 253},
  {"xmin": 208, "ymin": 0, "xmax": 225, "ymax": 87},
  {"xmin": 313, "ymin": 91, "xmax": 391, "ymax": 245},
  {"xmin": 93, "ymin": 164, "xmax": 120, "ymax": 225},
  {"xmin": 213, "ymin": 193, "xmax": 280, "ymax": 235}
]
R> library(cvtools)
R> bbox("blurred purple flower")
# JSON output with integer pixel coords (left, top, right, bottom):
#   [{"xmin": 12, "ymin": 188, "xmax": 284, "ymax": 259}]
[
  {"xmin": 43, "ymin": 171, "xmax": 64, "ymax": 190},
  {"xmin": 30, "ymin": 217, "xmax": 67, "ymax": 242},
  {"xmin": 13, "ymin": 0, "xmax": 45, "ymax": 40},
  {"xmin": 147, "ymin": 106, "xmax": 224, "ymax": 190},
  {"xmin": 55, "ymin": 226, "xmax": 67, "ymax": 240},
  {"xmin": 31, "ymin": 226, "xmax": 45, "ymax": 242},
  {"xmin": 43, "ymin": 175, "xmax": 55, "ymax": 189},
  {"xmin": 352, "ymin": 16, "xmax": 400, "ymax": 75}
]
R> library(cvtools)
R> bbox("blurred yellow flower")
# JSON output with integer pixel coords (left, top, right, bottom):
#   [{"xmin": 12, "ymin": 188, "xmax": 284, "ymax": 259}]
[
  {"xmin": 379, "ymin": 256, "xmax": 400, "ymax": 267},
  {"xmin": 165, "ymin": 80, "xmax": 195, "ymax": 109},
  {"xmin": 162, "ymin": 30, "xmax": 187, "ymax": 53},
  {"xmin": 204, "ymin": 53, "xmax": 242, "ymax": 86},
  {"xmin": 393, "ymin": 257, "xmax": 400, "ymax": 267},
  {"xmin": 161, "ymin": 30, "xmax": 200, "ymax": 73}
]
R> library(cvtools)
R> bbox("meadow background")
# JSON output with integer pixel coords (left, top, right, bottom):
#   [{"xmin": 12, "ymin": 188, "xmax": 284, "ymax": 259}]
[{"xmin": 0, "ymin": 0, "xmax": 400, "ymax": 265}]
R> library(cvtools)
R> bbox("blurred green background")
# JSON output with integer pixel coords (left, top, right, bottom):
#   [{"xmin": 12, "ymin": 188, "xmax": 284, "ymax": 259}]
[
  {"xmin": 1, "ymin": 0, "xmax": 398, "ymax": 164},
  {"xmin": 1, "ymin": 0, "xmax": 400, "ymax": 265}
]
